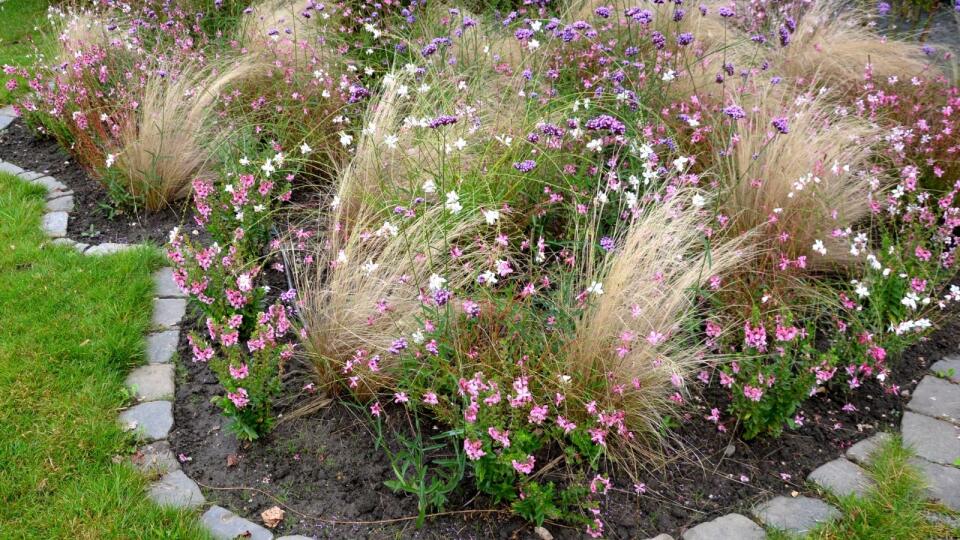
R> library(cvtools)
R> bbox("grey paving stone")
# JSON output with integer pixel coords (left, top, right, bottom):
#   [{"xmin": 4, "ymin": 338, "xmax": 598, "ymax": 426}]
[
  {"xmin": 902, "ymin": 411, "xmax": 960, "ymax": 466},
  {"xmin": 40, "ymin": 211, "xmax": 68, "ymax": 238},
  {"xmin": 131, "ymin": 440, "xmax": 180, "ymax": 475},
  {"xmin": 50, "ymin": 238, "xmax": 89, "ymax": 252},
  {"xmin": 752, "ymin": 496, "xmax": 840, "ymax": 534},
  {"xmin": 0, "ymin": 105, "xmax": 14, "ymax": 117},
  {"xmin": 931, "ymin": 356, "xmax": 960, "ymax": 384},
  {"xmin": 908, "ymin": 375, "xmax": 960, "ymax": 424},
  {"xmin": 146, "ymin": 330, "xmax": 179, "ymax": 364},
  {"xmin": 84, "ymin": 242, "xmax": 134, "ymax": 256},
  {"xmin": 45, "ymin": 194, "xmax": 74, "ymax": 213},
  {"xmin": 0, "ymin": 160, "xmax": 23, "ymax": 175},
  {"xmin": 846, "ymin": 432, "xmax": 893, "ymax": 465},
  {"xmin": 275, "ymin": 537, "xmax": 315, "ymax": 540},
  {"xmin": 645, "ymin": 535, "xmax": 674, "ymax": 540},
  {"xmin": 125, "ymin": 364, "xmax": 175, "ymax": 401},
  {"xmin": 118, "ymin": 401, "xmax": 173, "ymax": 441},
  {"xmin": 0, "ymin": 114, "xmax": 13, "ymax": 131},
  {"xmin": 148, "ymin": 470, "xmax": 205, "ymax": 509},
  {"xmin": 32, "ymin": 176, "xmax": 67, "ymax": 194},
  {"xmin": 153, "ymin": 267, "xmax": 186, "ymax": 298},
  {"xmin": 681, "ymin": 513, "xmax": 765, "ymax": 540},
  {"xmin": 808, "ymin": 458, "xmax": 875, "ymax": 498},
  {"xmin": 17, "ymin": 170, "xmax": 45, "ymax": 181},
  {"xmin": 909, "ymin": 457, "xmax": 960, "ymax": 512},
  {"xmin": 201, "ymin": 505, "xmax": 273, "ymax": 540},
  {"xmin": 152, "ymin": 298, "xmax": 186, "ymax": 328}
]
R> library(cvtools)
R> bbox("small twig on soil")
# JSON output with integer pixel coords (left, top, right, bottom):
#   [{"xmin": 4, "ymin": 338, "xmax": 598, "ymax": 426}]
[{"xmin": 194, "ymin": 481, "xmax": 509, "ymax": 525}]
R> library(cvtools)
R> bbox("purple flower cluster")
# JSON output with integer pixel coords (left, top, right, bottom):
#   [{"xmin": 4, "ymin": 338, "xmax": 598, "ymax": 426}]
[
  {"xmin": 723, "ymin": 105, "xmax": 746, "ymax": 119},
  {"xmin": 428, "ymin": 115, "xmax": 458, "ymax": 129},
  {"xmin": 514, "ymin": 159, "xmax": 537, "ymax": 173},
  {"xmin": 771, "ymin": 117, "xmax": 789, "ymax": 134},
  {"xmin": 585, "ymin": 114, "xmax": 627, "ymax": 135}
]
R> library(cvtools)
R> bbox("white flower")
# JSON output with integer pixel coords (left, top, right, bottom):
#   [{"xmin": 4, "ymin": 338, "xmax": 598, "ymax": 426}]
[
  {"xmin": 105, "ymin": 154, "xmax": 115, "ymax": 168},
  {"xmin": 586, "ymin": 138, "xmax": 604, "ymax": 152},
  {"xmin": 691, "ymin": 194, "xmax": 706, "ymax": 208},
  {"xmin": 428, "ymin": 273, "xmax": 447, "ymax": 292},
  {"xmin": 300, "ymin": 142, "xmax": 312, "ymax": 155},
  {"xmin": 362, "ymin": 260, "xmax": 379, "ymax": 275},
  {"xmin": 495, "ymin": 134, "xmax": 513, "ymax": 147},
  {"xmin": 411, "ymin": 330, "xmax": 425, "ymax": 344},
  {"xmin": 453, "ymin": 138, "xmax": 467, "ymax": 151},
  {"xmin": 445, "ymin": 191, "xmax": 462, "ymax": 213},
  {"xmin": 331, "ymin": 195, "xmax": 341, "ymax": 209},
  {"xmin": 339, "ymin": 132, "xmax": 354, "ymax": 147},
  {"xmin": 377, "ymin": 221, "xmax": 399, "ymax": 237},
  {"xmin": 853, "ymin": 281, "xmax": 870, "ymax": 298},
  {"xmin": 901, "ymin": 292, "xmax": 919, "ymax": 311},
  {"xmin": 482, "ymin": 209, "xmax": 500, "ymax": 224},
  {"xmin": 422, "ymin": 179, "xmax": 437, "ymax": 194},
  {"xmin": 479, "ymin": 270, "xmax": 498, "ymax": 286},
  {"xmin": 239, "ymin": 156, "xmax": 250, "ymax": 166},
  {"xmin": 673, "ymin": 155, "xmax": 690, "ymax": 171},
  {"xmin": 586, "ymin": 281, "xmax": 604, "ymax": 296},
  {"xmin": 261, "ymin": 160, "xmax": 275, "ymax": 175},
  {"xmin": 383, "ymin": 134, "xmax": 399, "ymax": 149},
  {"xmin": 528, "ymin": 39, "xmax": 540, "ymax": 50},
  {"xmin": 661, "ymin": 70, "xmax": 676, "ymax": 82},
  {"xmin": 812, "ymin": 240, "xmax": 827, "ymax": 256}
]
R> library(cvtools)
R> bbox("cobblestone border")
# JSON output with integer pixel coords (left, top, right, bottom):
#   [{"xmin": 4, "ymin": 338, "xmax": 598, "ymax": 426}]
[{"xmin": 5, "ymin": 103, "xmax": 957, "ymax": 540}]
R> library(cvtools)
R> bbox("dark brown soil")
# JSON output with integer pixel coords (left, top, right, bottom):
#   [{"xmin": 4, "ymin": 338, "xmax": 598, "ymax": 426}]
[
  {"xmin": 0, "ymin": 117, "xmax": 191, "ymax": 245},
  {"xmin": 169, "ymin": 282, "xmax": 959, "ymax": 540}
]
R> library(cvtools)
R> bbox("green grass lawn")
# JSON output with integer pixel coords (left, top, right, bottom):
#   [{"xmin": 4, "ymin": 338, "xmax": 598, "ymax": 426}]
[
  {"xmin": 0, "ymin": 173, "xmax": 209, "ymax": 539},
  {"xmin": 0, "ymin": 0, "xmax": 50, "ymax": 105}
]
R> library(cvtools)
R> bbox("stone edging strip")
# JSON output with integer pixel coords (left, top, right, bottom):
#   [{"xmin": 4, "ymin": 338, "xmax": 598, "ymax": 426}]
[{"xmin": 4, "ymin": 102, "xmax": 958, "ymax": 539}]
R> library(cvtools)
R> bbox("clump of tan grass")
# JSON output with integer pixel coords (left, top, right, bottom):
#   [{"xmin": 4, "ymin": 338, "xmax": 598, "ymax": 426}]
[
  {"xmin": 718, "ymin": 87, "xmax": 882, "ymax": 270},
  {"xmin": 770, "ymin": 4, "xmax": 935, "ymax": 95},
  {"xmin": 566, "ymin": 195, "xmax": 751, "ymax": 463},
  {"xmin": 295, "ymin": 204, "xmax": 486, "ymax": 397},
  {"xmin": 113, "ymin": 61, "xmax": 264, "ymax": 210}
]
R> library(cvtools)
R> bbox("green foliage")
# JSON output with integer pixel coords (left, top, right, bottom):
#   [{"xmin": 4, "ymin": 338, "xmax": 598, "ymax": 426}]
[{"xmin": 375, "ymin": 415, "xmax": 465, "ymax": 527}]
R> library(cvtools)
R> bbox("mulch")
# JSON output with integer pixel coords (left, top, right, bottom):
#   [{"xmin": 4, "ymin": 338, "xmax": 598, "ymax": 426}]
[{"xmin": 0, "ymin": 117, "xmax": 191, "ymax": 245}]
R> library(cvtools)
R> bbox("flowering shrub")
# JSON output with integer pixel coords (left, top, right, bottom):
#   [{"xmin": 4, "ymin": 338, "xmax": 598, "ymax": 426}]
[
  {"xmin": 189, "ymin": 301, "xmax": 297, "ymax": 440},
  {"xmin": 168, "ymin": 151, "xmax": 293, "ymax": 332}
]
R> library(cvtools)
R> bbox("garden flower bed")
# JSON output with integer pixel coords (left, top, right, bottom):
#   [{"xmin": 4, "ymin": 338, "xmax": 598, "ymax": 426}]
[{"xmin": 4, "ymin": 0, "xmax": 960, "ymax": 538}]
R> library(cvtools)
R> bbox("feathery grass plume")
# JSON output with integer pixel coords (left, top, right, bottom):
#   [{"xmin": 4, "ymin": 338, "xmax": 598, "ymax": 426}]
[
  {"xmin": 717, "ymin": 86, "xmax": 882, "ymax": 272},
  {"xmin": 772, "ymin": 3, "xmax": 934, "ymax": 94},
  {"xmin": 113, "ymin": 60, "xmax": 264, "ymax": 210},
  {"xmin": 294, "ymin": 204, "xmax": 486, "ymax": 397},
  {"xmin": 566, "ymin": 194, "xmax": 751, "ymax": 465},
  {"xmin": 238, "ymin": 0, "xmax": 324, "ymax": 56}
]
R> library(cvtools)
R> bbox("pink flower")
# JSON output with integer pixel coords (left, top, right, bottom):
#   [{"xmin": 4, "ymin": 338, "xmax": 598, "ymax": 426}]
[
  {"xmin": 744, "ymin": 321, "xmax": 768, "ymax": 352},
  {"xmin": 528, "ymin": 404, "xmax": 548, "ymax": 424},
  {"xmin": 488, "ymin": 427, "xmax": 511, "ymax": 447},
  {"xmin": 228, "ymin": 363, "xmax": 249, "ymax": 380},
  {"xmin": 227, "ymin": 388, "xmax": 249, "ymax": 409},
  {"xmin": 422, "ymin": 391, "xmax": 438, "ymax": 405},
  {"xmin": 393, "ymin": 392, "xmax": 409, "ymax": 404},
  {"xmin": 511, "ymin": 455, "xmax": 535, "ymax": 474},
  {"xmin": 370, "ymin": 401, "xmax": 382, "ymax": 417},
  {"xmin": 464, "ymin": 438, "xmax": 486, "ymax": 461},
  {"xmin": 556, "ymin": 416, "xmax": 577, "ymax": 434},
  {"xmin": 590, "ymin": 474, "xmax": 610, "ymax": 494},
  {"xmin": 464, "ymin": 400, "xmax": 479, "ymax": 423},
  {"xmin": 743, "ymin": 385, "xmax": 764, "ymax": 402}
]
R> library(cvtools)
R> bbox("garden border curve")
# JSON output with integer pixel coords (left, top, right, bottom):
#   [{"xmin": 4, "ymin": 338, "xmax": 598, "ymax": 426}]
[{"xmin": 3, "ymin": 104, "xmax": 958, "ymax": 540}]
